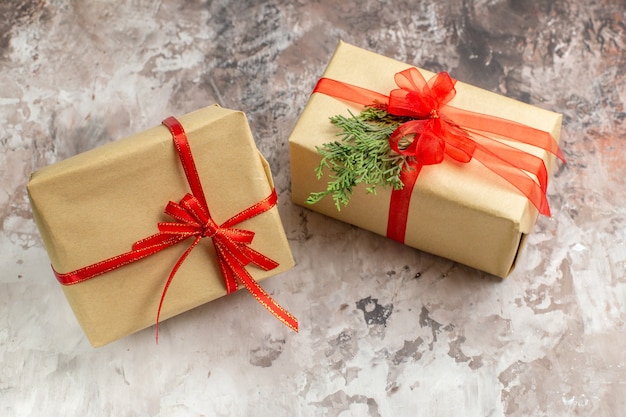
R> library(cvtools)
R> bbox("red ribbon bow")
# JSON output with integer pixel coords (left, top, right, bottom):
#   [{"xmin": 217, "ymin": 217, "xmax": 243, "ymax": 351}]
[
  {"xmin": 314, "ymin": 68, "xmax": 564, "ymax": 242},
  {"xmin": 54, "ymin": 116, "xmax": 298, "ymax": 341},
  {"xmin": 387, "ymin": 70, "xmax": 476, "ymax": 165}
]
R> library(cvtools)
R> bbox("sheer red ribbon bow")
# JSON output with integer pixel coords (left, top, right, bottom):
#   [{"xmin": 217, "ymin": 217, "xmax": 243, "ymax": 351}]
[
  {"xmin": 54, "ymin": 116, "xmax": 298, "ymax": 340},
  {"xmin": 314, "ymin": 68, "xmax": 564, "ymax": 243}
]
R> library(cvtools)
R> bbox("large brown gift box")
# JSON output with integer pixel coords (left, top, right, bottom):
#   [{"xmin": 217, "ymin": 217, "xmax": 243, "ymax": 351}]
[
  {"xmin": 289, "ymin": 42, "xmax": 562, "ymax": 278},
  {"xmin": 28, "ymin": 105, "xmax": 294, "ymax": 347}
]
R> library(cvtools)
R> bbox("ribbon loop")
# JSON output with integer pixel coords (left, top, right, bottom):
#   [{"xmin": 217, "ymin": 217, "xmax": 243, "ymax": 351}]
[
  {"xmin": 201, "ymin": 219, "xmax": 219, "ymax": 238},
  {"xmin": 389, "ymin": 69, "xmax": 457, "ymax": 118}
]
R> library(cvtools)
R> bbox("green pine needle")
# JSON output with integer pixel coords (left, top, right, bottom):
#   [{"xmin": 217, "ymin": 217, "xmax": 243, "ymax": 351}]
[{"xmin": 306, "ymin": 107, "xmax": 413, "ymax": 210}]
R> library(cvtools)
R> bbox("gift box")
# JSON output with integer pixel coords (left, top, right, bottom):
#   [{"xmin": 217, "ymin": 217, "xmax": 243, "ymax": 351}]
[
  {"xmin": 28, "ymin": 105, "xmax": 296, "ymax": 347},
  {"xmin": 289, "ymin": 42, "xmax": 562, "ymax": 278}
]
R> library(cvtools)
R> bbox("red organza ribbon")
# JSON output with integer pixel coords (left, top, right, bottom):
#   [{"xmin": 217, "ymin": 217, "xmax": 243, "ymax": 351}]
[
  {"xmin": 54, "ymin": 116, "xmax": 298, "ymax": 340},
  {"xmin": 314, "ymin": 68, "xmax": 564, "ymax": 243}
]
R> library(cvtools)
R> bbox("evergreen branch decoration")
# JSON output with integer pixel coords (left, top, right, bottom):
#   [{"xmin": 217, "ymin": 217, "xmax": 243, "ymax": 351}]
[{"xmin": 306, "ymin": 106, "xmax": 414, "ymax": 210}]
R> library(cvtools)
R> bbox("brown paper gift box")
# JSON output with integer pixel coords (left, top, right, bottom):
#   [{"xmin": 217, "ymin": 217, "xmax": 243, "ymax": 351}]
[
  {"xmin": 289, "ymin": 42, "xmax": 562, "ymax": 278},
  {"xmin": 28, "ymin": 105, "xmax": 294, "ymax": 347}
]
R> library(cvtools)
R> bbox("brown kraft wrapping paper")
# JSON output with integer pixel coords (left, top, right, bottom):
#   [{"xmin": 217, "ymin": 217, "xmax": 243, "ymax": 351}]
[
  {"xmin": 28, "ymin": 105, "xmax": 294, "ymax": 347},
  {"xmin": 289, "ymin": 42, "xmax": 562, "ymax": 278}
]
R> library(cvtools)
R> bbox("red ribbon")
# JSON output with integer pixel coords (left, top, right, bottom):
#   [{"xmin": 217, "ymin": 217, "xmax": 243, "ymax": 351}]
[
  {"xmin": 314, "ymin": 68, "xmax": 564, "ymax": 243},
  {"xmin": 54, "ymin": 116, "xmax": 298, "ymax": 340}
]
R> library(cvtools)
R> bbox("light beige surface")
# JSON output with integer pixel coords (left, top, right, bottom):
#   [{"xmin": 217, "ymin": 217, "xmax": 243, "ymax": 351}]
[
  {"xmin": 28, "ymin": 105, "xmax": 294, "ymax": 346},
  {"xmin": 290, "ymin": 42, "xmax": 562, "ymax": 277},
  {"xmin": 1, "ymin": 2, "xmax": 625, "ymax": 416}
]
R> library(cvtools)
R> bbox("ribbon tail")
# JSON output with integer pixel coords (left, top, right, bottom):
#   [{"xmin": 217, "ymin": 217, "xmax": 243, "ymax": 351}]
[
  {"xmin": 238, "ymin": 266, "xmax": 299, "ymax": 332},
  {"xmin": 243, "ymin": 246, "xmax": 280, "ymax": 271},
  {"xmin": 468, "ymin": 131, "xmax": 549, "ymax": 194},
  {"xmin": 444, "ymin": 106, "xmax": 564, "ymax": 162},
  {"xmin": 215, "ymin": 244, "xmax": 239, "ymax": 294},
  {"xmin": 220, "ymin": 249, "xmax": 298, "ymax": 332},
  {"xmin": 155, "ymin": 236, "xmax": 202, "ymax": 343},
  {"xmin": 472, "ymin": 143, "xmax": 551, "ymax": 216},
  {"xmin": 387, "ymin": 163, "xmax": 423, "ymax": 243}
]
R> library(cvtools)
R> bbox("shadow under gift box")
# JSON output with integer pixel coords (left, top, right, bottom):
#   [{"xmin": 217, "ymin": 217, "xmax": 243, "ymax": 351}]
[
  {"xmin": 28, "ymin": 105, "xmax": 294, "ymax": 347},
  {"xmin": 289, "ymin": 42, "xmax": 562, "ymax": 278}
]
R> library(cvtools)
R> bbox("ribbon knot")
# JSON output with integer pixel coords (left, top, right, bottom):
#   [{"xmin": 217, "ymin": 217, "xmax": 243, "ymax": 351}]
[
  {"xmin": 201, "ymin": 221, "xmax": 218, "ymax": 238},
  {"xmin": 162, "ymin": 193, "xmax": 220, "ymax": 239}
]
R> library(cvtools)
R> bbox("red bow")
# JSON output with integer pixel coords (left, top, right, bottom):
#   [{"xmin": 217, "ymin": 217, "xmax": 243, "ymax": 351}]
[
  {"xmin": 54, "ymin": 116, "xmax": 298, "ymax": 341},
  {"xmin": 387, "ymin": 70, "xmax": 475, "ymax": 165},
  {"xmin": 314, "ymin": 68, "xmax": 564, "ymax": 242}
]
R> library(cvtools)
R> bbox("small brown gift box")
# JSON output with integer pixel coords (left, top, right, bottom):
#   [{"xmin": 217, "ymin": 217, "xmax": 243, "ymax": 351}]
[
  {"xmin": 28, "ymin": 105, "xmax": 294, "ymax": 346},
  {"xmin": 289, "ymin": 42, "xmax": 562, "ymax": 278}
]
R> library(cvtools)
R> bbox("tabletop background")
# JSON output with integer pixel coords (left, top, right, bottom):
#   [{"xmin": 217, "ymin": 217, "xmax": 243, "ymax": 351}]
[{"xmin": 1, "ymin": 1, "xmax": 625, "ymax": 416}]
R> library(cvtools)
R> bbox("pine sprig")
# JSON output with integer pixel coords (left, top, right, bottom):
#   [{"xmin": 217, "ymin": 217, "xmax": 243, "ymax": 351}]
[{"xmin": 306, "ymin": 107, "xmax": 413, "ymax": 210}]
